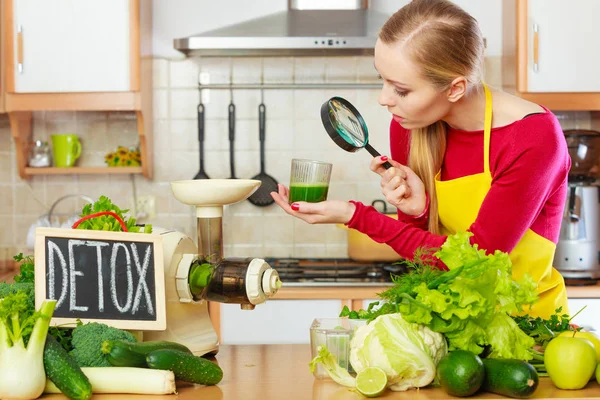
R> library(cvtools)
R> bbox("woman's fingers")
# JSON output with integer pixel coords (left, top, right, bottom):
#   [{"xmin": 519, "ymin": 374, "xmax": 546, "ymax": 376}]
[{"xmin": 382, "ymin": 176, "xmax": 411, "ymax": 205}]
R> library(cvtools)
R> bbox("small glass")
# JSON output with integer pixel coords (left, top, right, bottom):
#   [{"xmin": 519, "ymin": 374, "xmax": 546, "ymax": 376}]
[
  {"xmin": 309, "ymin": 317, "xmax": 366, "ymax": 379},
  {"xmin": 28, "ymin": 140, "xmax": 51, "ymax": 167},
  {"xmin": 289, "ymin": 159, "xmax": 332, "ymax": 204}
]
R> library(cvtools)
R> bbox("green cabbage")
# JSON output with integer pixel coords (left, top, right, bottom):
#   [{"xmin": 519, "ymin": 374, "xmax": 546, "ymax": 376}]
[
  {"xmin": 350, "ymin": 313, "xmax": 447, "ymax": 391},
  {"xmin": 310, "ymin": 314, "xmax": 447, "ymax": 392}
]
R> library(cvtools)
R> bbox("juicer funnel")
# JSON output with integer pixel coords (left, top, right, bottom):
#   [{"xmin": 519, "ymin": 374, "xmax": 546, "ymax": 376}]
[{"xmin": 170, "ymin": 179, "xmax": 261, "ymax": 218}]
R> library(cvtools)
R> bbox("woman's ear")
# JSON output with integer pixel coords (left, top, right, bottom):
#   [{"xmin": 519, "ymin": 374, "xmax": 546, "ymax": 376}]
[{"xmin": 446, "ymin": 77, "xmax": 468, "ymax": 103}]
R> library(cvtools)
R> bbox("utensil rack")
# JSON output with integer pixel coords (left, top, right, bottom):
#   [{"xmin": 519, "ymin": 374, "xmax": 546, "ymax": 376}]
[{"xmin": 198, "ymin": 82, "xmax": 380, "ymax": 90}]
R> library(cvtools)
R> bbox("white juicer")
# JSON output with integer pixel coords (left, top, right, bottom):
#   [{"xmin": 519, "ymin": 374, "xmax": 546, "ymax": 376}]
[{"xmin": 144, "ymin": 179, "xmax": 281, "ymax": 355}]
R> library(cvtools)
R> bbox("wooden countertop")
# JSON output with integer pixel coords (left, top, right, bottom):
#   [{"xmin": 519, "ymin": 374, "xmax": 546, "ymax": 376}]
[{"xmin": 40, "ymin": 344, "xmax": 600, "ymax": 400}]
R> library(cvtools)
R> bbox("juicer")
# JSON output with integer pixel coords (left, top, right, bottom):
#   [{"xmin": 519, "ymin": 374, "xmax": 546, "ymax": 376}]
[
  {"xmin": 554, "ymin": 129, "xmax": 600, "ymax": 284},
  {"xmin": 144, "ymin": 179, "xmax": 281, "ymax": 355}
]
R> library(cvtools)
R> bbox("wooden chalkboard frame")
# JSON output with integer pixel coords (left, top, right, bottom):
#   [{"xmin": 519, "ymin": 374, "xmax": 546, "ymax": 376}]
[{"xmin": 34, "ymin": 227, "xmax": 167, "ymax": 331}]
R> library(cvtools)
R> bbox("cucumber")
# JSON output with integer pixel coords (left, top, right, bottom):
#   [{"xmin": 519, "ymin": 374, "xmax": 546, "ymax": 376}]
[
  {"xmin": 43, "ymin": 335, "xmax": 92, "ymax": 400},
  {"xmin": 482, "ymin": 358, "xmax": 539, "ymax": 399},
  {"xmin": 102, "ymin": 339, "xmax": 193, "ymax": 367},
  {"xmin": 146, "ymin": 349, "xmax": 223, "ymax": 385}
]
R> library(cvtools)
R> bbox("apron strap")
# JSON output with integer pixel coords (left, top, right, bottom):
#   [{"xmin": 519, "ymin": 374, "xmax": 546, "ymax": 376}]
[{"xmin": 483, "ymin": 84, "xmax": 492, "ymax": 174}]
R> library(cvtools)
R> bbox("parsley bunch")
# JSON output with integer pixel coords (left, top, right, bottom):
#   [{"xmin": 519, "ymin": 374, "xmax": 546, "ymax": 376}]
[
  {"xmin": 512, "ymin": 306, "xmax": 580, "ymax": 348},
  {"xmin": 13, "ymin": 254, "xmax": 34, "ymax": 283}
]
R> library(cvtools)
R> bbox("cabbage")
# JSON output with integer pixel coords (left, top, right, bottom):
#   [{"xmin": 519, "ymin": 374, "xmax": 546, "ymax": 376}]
[
  {"xmin": 350, "ymin": 313, "xmax": 447, "ymax": 391},
  {"xmin": 310, "ymin": 313, "xmax": 448, "ymax": 392}
]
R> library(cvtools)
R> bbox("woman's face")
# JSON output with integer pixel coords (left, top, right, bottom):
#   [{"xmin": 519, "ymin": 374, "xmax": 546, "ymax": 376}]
[{"xmin": 374, "ymin": 38, "xmax": 451, "ymax": 129}]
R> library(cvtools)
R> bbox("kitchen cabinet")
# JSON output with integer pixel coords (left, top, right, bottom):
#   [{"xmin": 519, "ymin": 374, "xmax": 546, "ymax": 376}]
[
  {"xmin": 208, "ymin": 286, "xmax": 387, "ymax": 345},
  {"xmin": 219, "ymin": 300, "xmax": 342, "ymax": 345},
  {"xmin": 4, "ymin": 0, "xmax": 153, "ymax": 179},
  {"xmin": 11, "ymin": 0, "xmax": 130, "ymax": 93},
  {"xmin": 502, "ymin": 0, "xmax": 600, "ymax": 110}
]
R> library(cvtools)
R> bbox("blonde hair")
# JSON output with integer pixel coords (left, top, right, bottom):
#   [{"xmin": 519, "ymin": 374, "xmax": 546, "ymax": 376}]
[{"xmin": 379, "ymin": 0, "xmax": 485, "ymax": 234}]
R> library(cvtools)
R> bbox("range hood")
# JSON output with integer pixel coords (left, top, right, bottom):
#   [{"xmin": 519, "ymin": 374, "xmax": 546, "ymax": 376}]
[{"xmin": 174, "ymin": 0, "xmax": 390, "ymax": 57}]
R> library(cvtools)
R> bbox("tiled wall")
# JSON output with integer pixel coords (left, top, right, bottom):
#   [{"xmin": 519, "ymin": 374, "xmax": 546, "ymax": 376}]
[{"xmin": 0, "ymin": 55, "xmax": 593, "ymax": 260}]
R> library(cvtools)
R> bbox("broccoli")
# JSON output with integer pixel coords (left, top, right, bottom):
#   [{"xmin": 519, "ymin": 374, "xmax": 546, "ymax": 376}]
[
  {"xmin": 0, "ymin": 282, "xmax": 35, "ymax": 312},
  {"xmin": 69, "ymin": 322, "xmax": 137, "ymax": 367}
]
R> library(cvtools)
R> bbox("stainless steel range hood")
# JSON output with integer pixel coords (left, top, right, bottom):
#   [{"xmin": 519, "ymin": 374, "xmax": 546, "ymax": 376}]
[{"xmin": 174, "ymin": 0, "xmax": 390, "ymax": 57}]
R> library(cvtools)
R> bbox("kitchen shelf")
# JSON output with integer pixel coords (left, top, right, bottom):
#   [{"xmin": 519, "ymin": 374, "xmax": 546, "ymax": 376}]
[{"xmin": 24, "ymin": 166, "xmax": 143, "ymax": 176}]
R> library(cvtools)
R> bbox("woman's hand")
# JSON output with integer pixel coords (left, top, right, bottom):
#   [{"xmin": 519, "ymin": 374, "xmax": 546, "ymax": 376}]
[
  {"xmin": 270, "ymin": 184, "xmax": 356, "ymax": 224},
  {"xmin": 370, "ymin": 156, "xmax": 427, "ymax": 216}
]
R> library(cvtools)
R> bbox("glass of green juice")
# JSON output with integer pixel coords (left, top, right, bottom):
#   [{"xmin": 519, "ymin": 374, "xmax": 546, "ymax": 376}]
[{"xmin": 289, "ymin": 159, "xmax": 333, "ymax": 204}]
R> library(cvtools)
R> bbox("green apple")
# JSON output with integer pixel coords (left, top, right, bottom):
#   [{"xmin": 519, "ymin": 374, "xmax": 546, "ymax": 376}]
[
  {"xmin": 597, "ymin": 363, "xmax": 600, "ymax": 382},
  {"xmin": 544, "ymin": 337, "xmax": 596, "ymax": 390},
  {"xmin": 559, "ymin": 331, "xmax": 600, "ymax": 362}
]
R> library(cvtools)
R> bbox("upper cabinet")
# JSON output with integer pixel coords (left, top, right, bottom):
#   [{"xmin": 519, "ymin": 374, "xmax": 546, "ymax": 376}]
[
  {"xmin": 503, "ymin": 0, "xmax": 600, "ymax": 110},
  {"xmin": 11, "ymin": 0, "xmax": 132, "ymax": 93},
  {"xmin": 3, "ymin": 0, "xmax": 154, "ymax": 179}
]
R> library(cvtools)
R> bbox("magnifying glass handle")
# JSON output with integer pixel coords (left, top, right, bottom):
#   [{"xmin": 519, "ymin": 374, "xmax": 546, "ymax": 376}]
[{"xmin": 364, "ymin": 143, "xmax": 393, "ymax": 169}]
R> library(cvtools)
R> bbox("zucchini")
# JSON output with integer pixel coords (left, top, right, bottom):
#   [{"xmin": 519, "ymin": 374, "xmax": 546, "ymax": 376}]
[
  {"xmin": 146, "ymin": 349, "xmax": 223, "ymax": 385},
  {"xmin": 43, "ymin": 335, "xmax": 92, "ymax": 400},
  {"xmin": 482, "ymin": 358, "xmax": 539, "ymax": 399},
  {"xmin": 102, "ymin": 339, "xmax": 192, "ymax": 367}
]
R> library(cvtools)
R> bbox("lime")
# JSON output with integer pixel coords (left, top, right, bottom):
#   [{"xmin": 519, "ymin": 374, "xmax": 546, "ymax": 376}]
[
  {"xmin": 356, "ymin": 366, "xmax": 387, "ymax": 398},
  {"xmin": 437, "ymin": 350, "xmax": 485, "ymax": 397}
]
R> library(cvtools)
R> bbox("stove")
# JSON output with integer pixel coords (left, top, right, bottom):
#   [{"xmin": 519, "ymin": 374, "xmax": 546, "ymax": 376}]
[{"xmin": 264, "ymin": 258, "xmax": 407, "ymax": 287}]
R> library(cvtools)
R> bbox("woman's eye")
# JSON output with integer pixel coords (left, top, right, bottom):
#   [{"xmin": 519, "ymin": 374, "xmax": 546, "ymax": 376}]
[{"xmin": 394, "ymin": 89, "xmax": 408, "ymax": 97}]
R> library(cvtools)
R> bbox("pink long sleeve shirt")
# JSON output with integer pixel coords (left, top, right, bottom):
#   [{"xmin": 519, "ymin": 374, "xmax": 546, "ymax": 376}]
[{"xmin": 346, "ymin": 109, "xmax": 570, "ymax": 269}]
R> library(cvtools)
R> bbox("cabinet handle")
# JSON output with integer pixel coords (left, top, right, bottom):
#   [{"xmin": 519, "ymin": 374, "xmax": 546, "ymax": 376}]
[
  {"xmin": 17, "ymin": 24, "xmax": 23, "ymax": 73},
  {"xmin": 533, "ymin": 24, "xmax": 539, "ymax": 73}
]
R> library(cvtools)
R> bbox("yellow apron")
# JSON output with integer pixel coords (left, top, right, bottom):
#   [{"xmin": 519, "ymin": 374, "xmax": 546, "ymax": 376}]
[{"xmin": 434, "ymin": 84, "xmax": 568, "ymax": 319}]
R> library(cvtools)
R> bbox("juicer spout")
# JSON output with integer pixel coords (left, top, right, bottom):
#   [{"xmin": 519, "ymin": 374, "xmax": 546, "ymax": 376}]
[{"xmin": 241, "ymin": 304, "xmax": 255, "ymax": 310}]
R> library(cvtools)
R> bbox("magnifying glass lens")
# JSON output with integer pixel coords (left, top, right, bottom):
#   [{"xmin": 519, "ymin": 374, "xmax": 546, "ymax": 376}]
[{"xmin": 328, "ymin": 99, "xmax": 367, "ymax": 147}]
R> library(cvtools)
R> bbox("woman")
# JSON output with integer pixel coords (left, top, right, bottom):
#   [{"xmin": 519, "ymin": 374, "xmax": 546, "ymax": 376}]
[{"xmin": 270, "ymin": 0, "xmax": 569, "ymax": 319}]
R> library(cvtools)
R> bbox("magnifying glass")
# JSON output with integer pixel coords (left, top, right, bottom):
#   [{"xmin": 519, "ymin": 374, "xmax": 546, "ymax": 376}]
[{"xmin": 320, "ymin": 97, "xmax": 393, "ymax": 169}]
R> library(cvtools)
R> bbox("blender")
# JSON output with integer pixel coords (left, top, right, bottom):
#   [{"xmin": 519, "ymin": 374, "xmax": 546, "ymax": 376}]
[
  {"xmin": 554, "ymin": 129, "xmax": 600, "ymax": 284},
  {"xmin": 144, "ymin": 179, "xmax": 282, "ymax": 355}
]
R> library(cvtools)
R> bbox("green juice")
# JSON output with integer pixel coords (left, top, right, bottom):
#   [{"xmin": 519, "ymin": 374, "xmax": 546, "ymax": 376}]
[{"xmin": 289, "ymin": 184, "xmax": 329, "ymax": 203}]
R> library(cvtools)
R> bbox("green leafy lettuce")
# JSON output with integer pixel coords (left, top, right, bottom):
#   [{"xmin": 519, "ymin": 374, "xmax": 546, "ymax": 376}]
[
  {"xmin": 361, "ymin": 232, "xmax": 539, "ymax": 360},
  {"xmin": 76, "ymin": 195, "xmax": 151, "ymax": 233}
]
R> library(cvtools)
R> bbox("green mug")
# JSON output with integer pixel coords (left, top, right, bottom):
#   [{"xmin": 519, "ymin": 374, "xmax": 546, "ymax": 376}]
[{"xmin": 51, "ymin": 134, "xmax": 81, "ymax": 167}]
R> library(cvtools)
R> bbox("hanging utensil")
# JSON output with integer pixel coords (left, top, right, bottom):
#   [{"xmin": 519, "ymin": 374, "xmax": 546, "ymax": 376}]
[
  {"xmin": 249, "ymin": 93, "xmax": 278, "ymax": 206},
  {"xmin": 320, "ymin": 97, "xmax": 392, "ymax": 169},
  {"xmin": 193, "ymin": 101, "xmax": 210, "ymax": 179},
  {"xmin": 228, "ymin": 91, "xmax": 237, "ymax": 179}
]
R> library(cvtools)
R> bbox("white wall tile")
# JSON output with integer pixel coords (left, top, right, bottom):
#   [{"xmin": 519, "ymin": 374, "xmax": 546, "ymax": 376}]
[
  {"xmin": 232, "ymin": 58, "xmax": 263, "ymax": 84},
  {"xmin": 153, "ymin": 59, "xmax": 169, "ymax": 88},
  {"xmin": 294, "ymin": 58, "xmax": 325, "ymax": 83},
  {"xmin": 170, "ymin": 58, "xmax": 201, "ymax": 88},
  {"xmin": 263, "ymin": 58, "xmax": 294, "ymax": 84},
  {"xmin": 325, "ymin": 57, "xmax": 357, "ymax": 83},
  {"xmin": 153, "ymin": 89, "xmax": 170, "ymax": 119},
  {"xmin": 263, "ymin": 90, "xmax": 295, "ymax": 120},
  {"xmin": 170, "ymin": 89, "xmax": 198, "ymax": 119},
  {"xmin": 198, "ymin": 57, "xmax": 232, "ymax": 84},
  {"xmin": 170, "ymin": 119, "xmax": 198, "ymax": 152}
]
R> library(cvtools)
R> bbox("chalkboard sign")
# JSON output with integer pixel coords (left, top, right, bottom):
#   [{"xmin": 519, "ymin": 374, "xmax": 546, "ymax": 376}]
[{"xmin": 34, "ymin": 227, "xmax": 166, "ymax": 330}]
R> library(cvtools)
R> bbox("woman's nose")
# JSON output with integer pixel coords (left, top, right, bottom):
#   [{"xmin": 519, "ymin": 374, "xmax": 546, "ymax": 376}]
[{"xmin": 378, "ymin": 85, "xmax": 395, "ymax": 107}]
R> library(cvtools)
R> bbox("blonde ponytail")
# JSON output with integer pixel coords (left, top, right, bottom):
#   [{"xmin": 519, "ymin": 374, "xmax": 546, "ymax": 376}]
[{"xmin": 409, "ymin": 122, "xmax": 447, "ymax": 234}]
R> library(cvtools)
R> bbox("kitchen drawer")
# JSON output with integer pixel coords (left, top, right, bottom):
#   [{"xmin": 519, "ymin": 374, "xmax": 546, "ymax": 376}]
[{"xmin": 220, "ymin": 299, "xmax": 342, "ymax": 345}]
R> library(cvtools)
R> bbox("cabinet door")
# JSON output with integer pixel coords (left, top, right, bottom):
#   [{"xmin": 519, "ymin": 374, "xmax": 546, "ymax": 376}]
[
  {"xmin": 568, "ymin": 298, "xmax": 600, "ymax": 332},
  {"xmin": 220, "ymin": 300, "xmax": 342, "ymax": 345},
  {"xmin": 527, "ymin": 0, "xmax": 600, "ymax": 92},
  {"xmin": 13, "ymin": 0, "xmax": 130, "ymax": 93}
]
